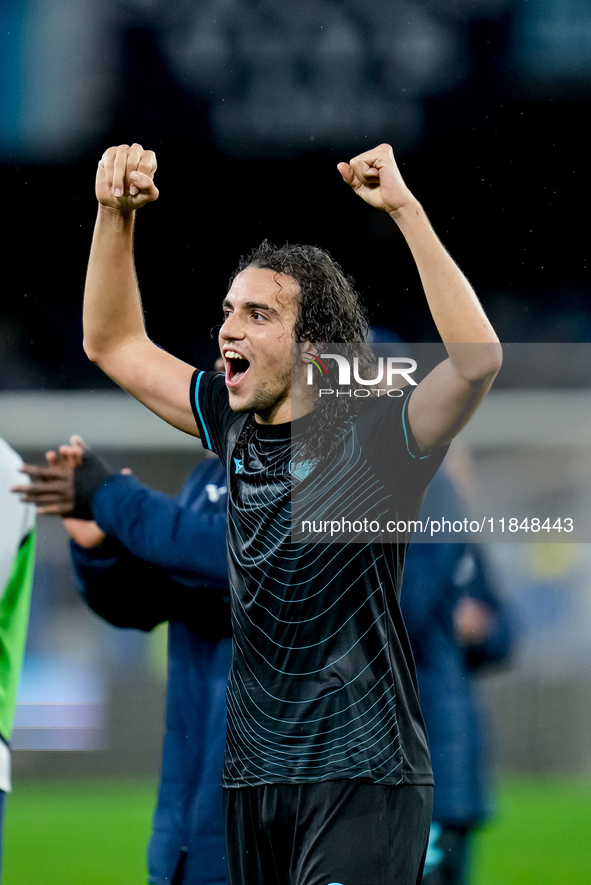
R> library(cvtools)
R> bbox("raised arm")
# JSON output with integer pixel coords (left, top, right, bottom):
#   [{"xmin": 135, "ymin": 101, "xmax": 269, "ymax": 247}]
[
  {"xmin": 338, "ymin": 144, "xmax": 502, "ymax": 453},
  {"xmin": 84, "ymin": 143, "xmax": 198, "ymax": 436}
]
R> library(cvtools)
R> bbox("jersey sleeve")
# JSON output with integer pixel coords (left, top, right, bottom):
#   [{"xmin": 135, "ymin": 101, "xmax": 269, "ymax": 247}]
[
  {"xmin": 190, "ymin": 370, "xmax": 242, "ymax": 462},
  {"xmin": 356, "ymin": 388, "xmax": 449, "ymax": 500}
]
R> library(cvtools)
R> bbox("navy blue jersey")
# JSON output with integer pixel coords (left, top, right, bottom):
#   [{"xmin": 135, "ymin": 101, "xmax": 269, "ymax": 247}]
[{"xmin": 191, "ymin": 370, "xmax": 447, "ymax": 788}]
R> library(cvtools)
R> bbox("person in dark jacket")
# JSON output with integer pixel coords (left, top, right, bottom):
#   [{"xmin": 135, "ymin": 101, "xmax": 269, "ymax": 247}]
[
  {"xmin": 65, "ymin": 452, "xmax": 231, "ymax": 885},
  {"xmin": 402, "ymin": 470, "xmax": 513, "ymax": 885}
]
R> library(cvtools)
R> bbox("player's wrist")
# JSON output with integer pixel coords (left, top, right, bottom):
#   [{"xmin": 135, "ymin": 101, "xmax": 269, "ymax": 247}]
[
  {"xmin": 97, "ymin": 202, "xmax": 136, "ymax": 225},
  {"xmin": 387, "ymin": 195, "xmax": 423, "ymax": 224}
]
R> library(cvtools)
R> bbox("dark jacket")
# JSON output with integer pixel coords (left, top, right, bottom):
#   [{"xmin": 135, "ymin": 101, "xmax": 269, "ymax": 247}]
[
  {"xmin": 71, "ymin": 458, "xmax": 231, "ymax": 885},
  {"xmin": 401, "ymin": 472, "xmax": 513, "ymax": 826}
]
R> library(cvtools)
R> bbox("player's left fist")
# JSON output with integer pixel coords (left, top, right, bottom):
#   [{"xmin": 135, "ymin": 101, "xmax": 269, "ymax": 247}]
[
  {"xmin": 337, "ymin": 143, "xmax": 415, "ymax": 216},
  {"xmin": 96, "ymin": 143, "xmax": 159, "ymax": 213}
]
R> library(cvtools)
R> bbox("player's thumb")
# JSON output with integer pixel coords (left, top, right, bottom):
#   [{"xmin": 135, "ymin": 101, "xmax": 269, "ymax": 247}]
[
  {"xmin": 337, "ymin": 162, "xmax": 354, "ymax": 185},
  {"xmin": 130, "ymin": 171, "xmax": 158, "ymax": 197}
]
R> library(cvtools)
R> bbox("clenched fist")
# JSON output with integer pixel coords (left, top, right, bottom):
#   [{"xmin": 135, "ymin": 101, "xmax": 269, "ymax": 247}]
[
  {"xmin": 96, "ymin": 143, "xmax": 158, "ymax": 213},
  {"xmin": 337, "ymin": 143, "xmax": 417, "ymax": 217}
]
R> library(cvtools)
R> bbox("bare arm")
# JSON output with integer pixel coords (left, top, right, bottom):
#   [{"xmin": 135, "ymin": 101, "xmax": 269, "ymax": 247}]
[
  {"xmin": 84, "ymin": 144, "xmax": 198, "ymax": 436},
  {"xmin": 338, "ymin": 144, "xmax": 502, "ymax": 453}
]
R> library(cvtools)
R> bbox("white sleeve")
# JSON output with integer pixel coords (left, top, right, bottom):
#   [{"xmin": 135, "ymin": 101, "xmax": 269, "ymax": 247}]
[{"xmin": 0, "ymin": 439, "xmax": 36, "ymax": 598}]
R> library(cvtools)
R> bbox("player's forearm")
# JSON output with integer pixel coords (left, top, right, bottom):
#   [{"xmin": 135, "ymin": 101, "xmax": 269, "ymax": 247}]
[
  {"xmin": 83, "ymin": 205, "xmax": 147, "ymax": 365},
  {"xmin": 391, "ymin": 200, "xmax": 502, "ymax": 383}
]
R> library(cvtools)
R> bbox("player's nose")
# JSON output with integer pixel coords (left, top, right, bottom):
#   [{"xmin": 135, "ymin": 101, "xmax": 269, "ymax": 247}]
[{"xmin": 219, "ymin": 311, "xmax": 245, "ymax": 341}]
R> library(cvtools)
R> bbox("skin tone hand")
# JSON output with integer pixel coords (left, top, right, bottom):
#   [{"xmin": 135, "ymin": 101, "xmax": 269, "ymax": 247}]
[
  {"xmin": 96, "ymin": 143, "xmax": 159, "ymax": 214},
  {"xmin": 12, "ymin": 436, "xmax": 131, "ymax": 548},
  {"xmin": 12, "ymin": 439, "xmax": 81, "ymax": 516},
  {"xmin": 454, "ymin": 597, "xmax": 495, "ymax": 647},
  {"xmin": 337, "ymin": 143, "xmax": 416, "ymax": 217},
  {"xmin": 62, "ymin": 515, "xmax": 107, "ymax": 549},
  {"xmin": 12, "ymin": 435, "xmax": 131, "ymax": 518},
  {"xmin": 47, "ymin": 437, "xmax": 106, "ymax": 548}
]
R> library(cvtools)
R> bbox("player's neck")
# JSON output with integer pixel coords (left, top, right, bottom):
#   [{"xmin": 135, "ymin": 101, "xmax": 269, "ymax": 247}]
[{"xmin": 253, "ymin": 390, "xmax": 315, "ymax": 426}]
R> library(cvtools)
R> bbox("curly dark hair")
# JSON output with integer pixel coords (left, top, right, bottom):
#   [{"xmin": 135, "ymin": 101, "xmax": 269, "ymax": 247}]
[{"xmin": 230, "ymin": 241, "xmax": 377, "ymax": 461}]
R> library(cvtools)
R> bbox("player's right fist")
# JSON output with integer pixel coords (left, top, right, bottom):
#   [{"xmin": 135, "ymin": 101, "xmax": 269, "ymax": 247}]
[{"xmin": 96, "ymin": 143, "xmax": 158, "ymax": 212}]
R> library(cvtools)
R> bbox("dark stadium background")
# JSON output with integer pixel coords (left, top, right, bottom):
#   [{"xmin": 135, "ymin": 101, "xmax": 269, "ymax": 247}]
[
  {"xmin": 1, "ymin": 2, "xmax": 591, "ymax": 883},
  {"xmin": 2, "ymin": 2, "xmax": 590, "ymax": 393}
]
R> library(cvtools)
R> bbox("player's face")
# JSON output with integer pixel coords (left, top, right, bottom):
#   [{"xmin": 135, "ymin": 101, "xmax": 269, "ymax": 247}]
[{"xmin": 219, "ymin": 266, "xmax": 307, "ymax": 424}]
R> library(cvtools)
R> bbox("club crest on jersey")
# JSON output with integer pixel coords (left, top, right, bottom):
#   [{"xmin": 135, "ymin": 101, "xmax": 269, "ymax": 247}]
[
  {"xmin": 233, "ymin": 457, "xmax": 244, "ymax": 474},
  {"xmin": 289, "ymin": 458, "xmax": 317, "ymax": 481}
]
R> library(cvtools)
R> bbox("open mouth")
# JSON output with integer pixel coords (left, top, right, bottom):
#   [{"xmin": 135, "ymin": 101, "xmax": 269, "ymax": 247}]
[{"xmin": 225, "ymin": 350, "xmax": 251, "ymax": 385}]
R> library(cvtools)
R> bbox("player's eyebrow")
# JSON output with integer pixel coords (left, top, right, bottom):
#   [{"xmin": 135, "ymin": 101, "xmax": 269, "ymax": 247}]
[{"xmin": 222, "ymin": 298, "xmax": 280, "ymax": 317}]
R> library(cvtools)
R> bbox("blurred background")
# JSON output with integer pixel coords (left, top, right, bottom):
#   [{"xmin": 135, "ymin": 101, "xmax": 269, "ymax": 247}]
[{"xmin": 1, "ymin": 0, "xmax": 591, "ymax": 882}]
